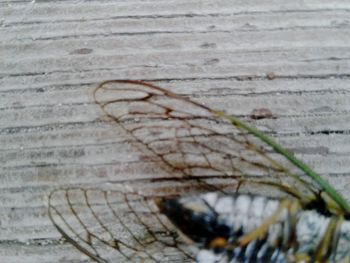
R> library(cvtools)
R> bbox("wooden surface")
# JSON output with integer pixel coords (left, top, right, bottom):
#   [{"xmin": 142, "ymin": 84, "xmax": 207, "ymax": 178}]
[{"xmin": 1, "ymin": 1, "xmax": 350, "ymax": 262}]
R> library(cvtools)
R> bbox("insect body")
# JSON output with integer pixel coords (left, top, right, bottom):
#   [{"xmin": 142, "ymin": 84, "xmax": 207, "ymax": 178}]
[
  {"xmin": 158, "ymin": 192, "xmax": 350, "ymax": 263},
  {"xmin": 49, "ymin": 80, "xmax": 350, "ymax": 262}
]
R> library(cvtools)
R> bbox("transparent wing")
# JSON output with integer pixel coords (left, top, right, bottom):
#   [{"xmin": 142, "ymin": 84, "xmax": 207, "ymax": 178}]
[
  {"xmin": 93, "ymin": 80, "xmax": 323, "ymax": 203},
  {"xmin": 49, "ymin": 79, "xmax": 347, "ymax": 262},
  {"xmin": 48, "ymin": 185, "xmax": 196, "ymax": 263}
]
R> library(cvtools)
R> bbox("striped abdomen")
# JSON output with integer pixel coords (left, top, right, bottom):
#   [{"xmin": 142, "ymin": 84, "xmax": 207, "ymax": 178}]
[{"xmin": 157, "ymin": 193, "xmax": 350, "ymax": 263}]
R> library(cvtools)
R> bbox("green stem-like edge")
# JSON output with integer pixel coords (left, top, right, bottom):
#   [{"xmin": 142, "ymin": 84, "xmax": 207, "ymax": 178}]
[{"xmin": 216, "ymin": 111, "xmax": 350, "ymax": 214}]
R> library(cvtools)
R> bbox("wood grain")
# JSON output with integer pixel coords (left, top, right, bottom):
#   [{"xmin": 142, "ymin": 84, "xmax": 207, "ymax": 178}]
[{"xmin": 1, "ymin": 1, "xmax": 350, "ymax": 262}]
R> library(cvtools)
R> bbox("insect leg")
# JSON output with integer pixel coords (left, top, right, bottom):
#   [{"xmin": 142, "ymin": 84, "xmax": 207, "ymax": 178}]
[
  {"xmin": 314, "ymin": 216, "xmax": 343, "ymax": 262},
  {"xmin": 237, "ymin": 179, "xmax": 316, "ymax": 207},
  {"xmin": 238, "ymin": 199, "xmax": 300, "ymax": 247}
]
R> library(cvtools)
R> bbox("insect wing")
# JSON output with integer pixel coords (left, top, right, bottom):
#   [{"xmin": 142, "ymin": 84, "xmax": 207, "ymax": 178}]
[
  {"xmin": 93, "ymin": 80, "xmax": 321, "ymax": 202},
  {"xmin": 48, "ymin": 187, "xmax": 195, "ymax": 263},
  {"xmin": 49, "ymin": 79, "xmax": 349, "ymax": 262}
]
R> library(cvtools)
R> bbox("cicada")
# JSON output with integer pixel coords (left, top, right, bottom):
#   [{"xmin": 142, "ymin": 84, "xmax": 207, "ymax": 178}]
[{"xmin": 49, "ymin": 80, "xmax": 350, "ymax": 263}]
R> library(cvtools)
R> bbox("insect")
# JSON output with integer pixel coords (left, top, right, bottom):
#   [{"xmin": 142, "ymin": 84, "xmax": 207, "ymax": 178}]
[{"xmin": 49, "ymin": 80, "xmax": 350, "ymax": 263}]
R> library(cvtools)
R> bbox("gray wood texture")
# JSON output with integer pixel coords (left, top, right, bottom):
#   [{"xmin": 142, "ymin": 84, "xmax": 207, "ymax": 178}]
[{"xmin": 1, "ymin": 1, "xmax": 350, "ymax": 262}]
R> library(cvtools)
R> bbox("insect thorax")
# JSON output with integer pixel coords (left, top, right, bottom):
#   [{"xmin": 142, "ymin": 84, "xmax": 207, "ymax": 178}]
[{"xmin": 158, "ymin": 192, "xmax": 350, "ymax": 263}]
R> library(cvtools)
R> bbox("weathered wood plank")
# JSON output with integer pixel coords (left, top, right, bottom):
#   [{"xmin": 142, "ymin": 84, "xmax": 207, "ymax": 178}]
[{"xmin": 1, "ymin": 1, "xmax": 350, "ymax": 262}]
